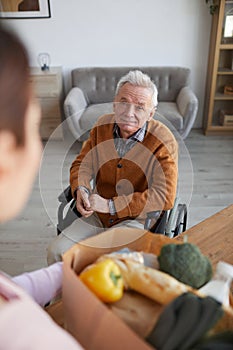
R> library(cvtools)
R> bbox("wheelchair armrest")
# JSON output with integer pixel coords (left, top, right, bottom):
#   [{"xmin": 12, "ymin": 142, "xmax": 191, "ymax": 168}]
[
  {"xmin": 58, "ymin": 186, "xmax": 73, "ymax": 203},
  {"xmin": 144, "ymin": 210, "xmax": 162, "ymax": 231},
  {"xmin": 146, "ymin": 211, "xmax": 161, "ymax": 219},
  {"xmin": 57, "ymin": 185, "xmax": 80, "ymax": 235}
]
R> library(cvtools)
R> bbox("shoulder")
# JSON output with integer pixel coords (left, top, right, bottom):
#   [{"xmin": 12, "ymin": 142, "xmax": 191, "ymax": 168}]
[
  {"xmin": 147, "ymin": 119, "xmax": 177, "ymax": 144},
  {"xmin": 95, "ymin": 113, "xmax": 115, "ymax": 128},
  {"xmin": 92, "ymin": 113, "xmax": 115, "ymax": 133},
  {"xmin": 89, "ymin": 114, "xmax": 114, "ymax": 143},
  {"xmin": 146, "ymin": 119, "xmax": 178, "ymax": 156}
]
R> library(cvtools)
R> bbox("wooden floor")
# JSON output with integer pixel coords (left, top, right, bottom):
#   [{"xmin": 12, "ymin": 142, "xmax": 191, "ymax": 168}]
[{"xmin": 0, "ymin": 129, "xmax": 232, "ymax": 276}]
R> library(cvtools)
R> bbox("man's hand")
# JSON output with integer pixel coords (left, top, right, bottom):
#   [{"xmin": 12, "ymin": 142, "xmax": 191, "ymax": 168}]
[
  {"xmin": 89, "ymin": 194, "xmax": 109, "ymax": 213},
  {"xmin": 76, "ymin": 188, "xmax": 94, "ymax": 217}
]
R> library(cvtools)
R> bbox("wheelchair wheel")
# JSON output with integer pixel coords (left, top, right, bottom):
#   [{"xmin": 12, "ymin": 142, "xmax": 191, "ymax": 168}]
[{"xmin": 173, "ymin": 204, "xmax": 187, "ymax": 237}]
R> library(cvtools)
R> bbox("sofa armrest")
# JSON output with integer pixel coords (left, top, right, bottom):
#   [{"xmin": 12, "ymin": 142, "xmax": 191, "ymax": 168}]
[
  {"xmin": 64, "ymin": 87, "xmax": 88, "ymax": 119},
  {"xmin": 64, "ymin": 87, "xmax": 88, "ymax": 139},
  {"xmin": 176, "ymin": 86, "xmax": 198, "ymax": 139}
]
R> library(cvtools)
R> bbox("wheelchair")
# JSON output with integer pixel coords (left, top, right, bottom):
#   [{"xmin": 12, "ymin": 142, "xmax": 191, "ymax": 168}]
[{"xmin": 57, "ymin": 185, "xmax": 187, "ymax": 238}]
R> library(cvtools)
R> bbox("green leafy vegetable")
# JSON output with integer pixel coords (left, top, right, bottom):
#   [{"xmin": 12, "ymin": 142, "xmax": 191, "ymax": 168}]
[{"xmin": 158, "ymin": 243, "xmax": 212, "ymax": 289}]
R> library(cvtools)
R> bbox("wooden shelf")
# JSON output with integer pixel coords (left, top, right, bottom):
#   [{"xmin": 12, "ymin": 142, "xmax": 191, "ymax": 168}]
[
  {"xmin": 204, "ymin": 125, "xmax": 233, "ymax": 135},
  {"xmin": 220, "ymin": 44, "xmax": 233, "ymax": 49},
  {"xmin": 203, "ymin": 0, "xmax": 233, "ymax": 135},
  {"xmin": 215, "ymin": 93, "xmax": 233, "ymax": 100},
  {"xmin": 217, "ymin": 69, "xmax": 233, "ymax": 74}
]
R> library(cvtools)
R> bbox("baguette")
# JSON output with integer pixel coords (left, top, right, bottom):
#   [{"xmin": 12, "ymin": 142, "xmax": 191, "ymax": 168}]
[{"xmin": 107, "ymin": 258, "xmax": 193, "ymax": 305}]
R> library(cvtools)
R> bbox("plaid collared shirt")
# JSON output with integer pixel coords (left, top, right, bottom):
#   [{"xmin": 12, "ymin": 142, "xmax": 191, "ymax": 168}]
[
  {"xmin": 108, "ymin": 122, "xmax": 147, "ymax": 215},
  {"xmin": 113, "ymin": 122, "xmax": 147, "ymax": 158}
]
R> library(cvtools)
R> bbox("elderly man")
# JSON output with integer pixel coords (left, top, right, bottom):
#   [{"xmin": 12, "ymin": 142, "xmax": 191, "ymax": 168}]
[{"xmin": 47, "ymin": 70, "xmax": 178, "ymax": 264}]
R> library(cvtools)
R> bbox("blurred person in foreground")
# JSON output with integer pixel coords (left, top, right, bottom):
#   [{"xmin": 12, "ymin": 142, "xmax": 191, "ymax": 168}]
[{"xmin": 0, "ymin": 24, "xmax": 83, "ymax": 349}]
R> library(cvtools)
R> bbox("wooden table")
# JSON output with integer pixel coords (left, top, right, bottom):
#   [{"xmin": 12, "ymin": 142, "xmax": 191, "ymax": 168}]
[
  {"xmin": 46, "ymin": 204, "xmax": 233, "ymax": 324},
  {"xmin": 176, "ymin": 204, "xmax": 233, "ymax": 269}
]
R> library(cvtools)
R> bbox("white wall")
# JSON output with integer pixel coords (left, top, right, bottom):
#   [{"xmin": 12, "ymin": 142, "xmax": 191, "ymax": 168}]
[{"xmin": 5, "ymin": 0, "xmax": 212, "ymax": 128}]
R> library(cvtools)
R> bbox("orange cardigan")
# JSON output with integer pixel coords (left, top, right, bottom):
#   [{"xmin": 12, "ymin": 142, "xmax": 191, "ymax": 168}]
[{"xmin": 70, "ymin": 114, "xmax": 178, "ymax": 228}]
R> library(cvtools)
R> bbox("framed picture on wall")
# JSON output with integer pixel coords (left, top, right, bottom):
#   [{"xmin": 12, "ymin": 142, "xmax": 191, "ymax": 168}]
[{"xmin": 0, "ymin": 0, "xmax": 51, "ymax": 19}]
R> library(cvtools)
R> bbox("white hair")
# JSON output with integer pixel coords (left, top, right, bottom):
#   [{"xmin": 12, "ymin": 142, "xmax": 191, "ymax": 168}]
[{"xmin": 115, "ymin": 70, "xmax": 158, "ymax": 107}]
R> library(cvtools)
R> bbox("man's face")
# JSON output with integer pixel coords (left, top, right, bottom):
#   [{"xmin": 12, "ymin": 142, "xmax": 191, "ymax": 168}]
[{"xmin": 113, "ymin": 83, "xmax": 155, "ymax": 138}]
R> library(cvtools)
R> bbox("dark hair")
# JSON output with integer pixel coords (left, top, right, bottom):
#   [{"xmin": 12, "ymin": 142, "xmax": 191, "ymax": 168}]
[{"xmin": 0, "ymin": 24, "xmax": 30, "ymax": 146}]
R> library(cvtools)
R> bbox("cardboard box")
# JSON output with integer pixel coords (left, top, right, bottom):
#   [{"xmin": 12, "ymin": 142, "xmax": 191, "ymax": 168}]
[
  {"xmin": 223, "ymin": 85, "xmax": 233, "ymax": 95},
  {"xmin": 62, "ymin": 228, "xmax": 174, "ymax": 350},
  {"xmin": 219, "ymin": 110, "xmax": 233, "ymax": 126},
  {"xmin": 46, "ymin": 227, "xmax": 233, "ymax": 349}
]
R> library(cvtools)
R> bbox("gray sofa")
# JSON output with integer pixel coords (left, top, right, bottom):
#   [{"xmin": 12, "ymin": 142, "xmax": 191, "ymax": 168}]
[{"xmin": 64, "ymin": 66, "xmax": 198, "ymax": 141}]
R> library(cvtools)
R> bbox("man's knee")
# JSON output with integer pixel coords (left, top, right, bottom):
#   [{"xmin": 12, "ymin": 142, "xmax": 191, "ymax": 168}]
[
  {"xmin": 47, "ymin": 235, "xmax": 74, "ymax": 265},
  {"xmin": 47, "ymin": 215, "xmax": 105, "ymax": 265}
]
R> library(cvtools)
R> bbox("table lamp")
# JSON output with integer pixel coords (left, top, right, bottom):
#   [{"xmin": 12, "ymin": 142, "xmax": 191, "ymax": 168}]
[{"xmin": 38, "ymin": 53, "xmax": 51, "ymax": 71}]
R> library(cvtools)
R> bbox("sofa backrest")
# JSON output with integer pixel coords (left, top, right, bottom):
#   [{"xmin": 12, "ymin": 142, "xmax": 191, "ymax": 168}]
[{"xmin": 71, "ymin": 66, "xmax": 190, "ymax": 104}]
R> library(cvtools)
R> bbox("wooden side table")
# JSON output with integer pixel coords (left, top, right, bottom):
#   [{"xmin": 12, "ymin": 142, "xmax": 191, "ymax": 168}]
[{"xmin": 30, "ymin": 67, "xmax": 63, "ymax": 140}]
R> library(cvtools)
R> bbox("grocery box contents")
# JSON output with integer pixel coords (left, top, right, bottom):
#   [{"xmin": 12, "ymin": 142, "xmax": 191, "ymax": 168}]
[{"xmin": 62, "ymin": 228, "xmax": 233, "ymax": 350}]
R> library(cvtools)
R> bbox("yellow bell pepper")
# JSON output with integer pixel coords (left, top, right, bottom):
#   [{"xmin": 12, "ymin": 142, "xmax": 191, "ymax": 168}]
[{"xmin": 79, "ymin": 258, "xmax": 124, "ymax": 303}]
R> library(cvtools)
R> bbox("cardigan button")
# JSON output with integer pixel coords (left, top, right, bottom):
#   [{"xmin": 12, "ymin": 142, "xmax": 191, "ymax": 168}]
[
  {"xmin": 109, "ymin": 218, "xmax": 114, "ymax": 224},
  {"xmin": 117, "ymin": 163, "xmax": 123, "ymax": 168}
]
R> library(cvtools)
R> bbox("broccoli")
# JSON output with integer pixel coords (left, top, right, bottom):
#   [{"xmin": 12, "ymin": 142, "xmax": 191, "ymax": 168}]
[{"xmin": 158, "ymin": 243, "xmax": 212, "ymax": 289}]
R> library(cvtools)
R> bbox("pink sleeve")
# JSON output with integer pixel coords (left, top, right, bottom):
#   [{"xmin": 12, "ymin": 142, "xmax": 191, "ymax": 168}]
[
  {"xmin": 12, "ymin": 262, "xmax": 63, "ymax": 306},
  {"xmin": 0, "ymin": 294, "xmax": 84, "ymax": 350},
  {"xmin": 0, "ymin": 273, "xmax": 84, "ymax": 350}
]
